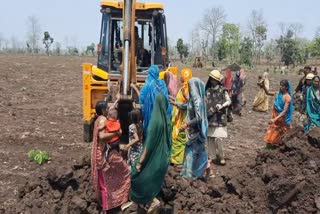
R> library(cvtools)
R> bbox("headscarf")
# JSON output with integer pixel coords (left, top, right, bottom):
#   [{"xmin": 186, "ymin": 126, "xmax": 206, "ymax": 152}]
[
  {"xmin": 274, "ymin": 80, "xmax": 294, "ymax": 125},
  {"xmin": 304, "ymin": 76, "xmax": 320, "ymax": 131},
  {"xmin": 164, "ymin": 71, "xmax": 178, "ymax": 97},
  {"xmin": 263, "ymin": 72, "xmax": 270, "ymax": 90},
  {"xmin": 179, "ymin": 68, "xmax": 193, "ymax": 101},
  {"xmin": 139, "ymin": 65, "xmax": 171, "ymax": 135},
  {"xmin": 223, "ymin": 68, "xmax": 233, "ymax": 90},
  {"xmin": 240, "ymin": 68, "xmax": 246, "ymax": 80},
  {"xmin": 187, "ymin": 78, "xmax": 208, "ymax": 144},
  {"xmin": 130, "ymin": 93, "xmax": 171, "ymax": 204}
]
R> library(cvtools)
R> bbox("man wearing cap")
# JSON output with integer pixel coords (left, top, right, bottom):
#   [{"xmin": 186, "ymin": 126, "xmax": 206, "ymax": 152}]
[
  {"xmin": 300, "ymin": 73, "xmax": 315, "ymax": 114},
  {"xmin": 205, "ymin": 70, "xmax": 231, "ymax": 166},
  {"xmin": 295, "ymin": 66, "xmax": 312, "ymax": 94}
]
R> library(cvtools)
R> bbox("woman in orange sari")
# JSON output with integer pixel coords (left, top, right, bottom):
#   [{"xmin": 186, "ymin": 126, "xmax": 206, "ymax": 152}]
[
  {"xmin": 91, "ymin": 101, "xmax": 131, "ymax": 213},
  {"xmin": 263, "ymin": 80, "xmax": 294, "ymax": 145},
  {"xmin": 170, "ymin": 68, "xmax": 193, "ymax": 164}
]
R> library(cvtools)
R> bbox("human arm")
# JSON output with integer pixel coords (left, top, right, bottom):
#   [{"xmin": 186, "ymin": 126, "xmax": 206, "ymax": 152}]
[
  {"xmin": 219, "ymin": 91, "xmax": 231, "ymax": 109},
  {"xmin": 170, "ymin": 99, "xmax": 188, "ymax": 110},
  {"xmin": 109, "ymin": 93, "xmax": 121, "ymax": 110},
  {"xmin": 262, "ymin": 83, "xmax": 276, "ymax": 96},
  {"xmin": 130, "ymin": 83, "xmax": 140, "ymax": 97},
  {"xmin": 180, "ymin": 117, "xmax": 200, "ymax": 130},
  {"xmin": 124, "ymin": 126, "xmax": 140, "ymax": 150},
  {"xmin": 270, "ymin": 95, "xmax": 290, "ymax": 124},
  {"xmin": 136, "ymin": 147, "xmax": 147, "ymax": 172}
]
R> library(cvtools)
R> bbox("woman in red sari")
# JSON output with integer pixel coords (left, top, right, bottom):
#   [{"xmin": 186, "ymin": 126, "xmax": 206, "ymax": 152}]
[{"xmin": 91, "ymin": 101, "xmax": 131, "ymax": 213}]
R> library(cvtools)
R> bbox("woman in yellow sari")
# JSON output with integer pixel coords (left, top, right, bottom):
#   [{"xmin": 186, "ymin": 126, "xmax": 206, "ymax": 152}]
[
  {"xmin": 170, "ymin": 68, "xmax": 193, "ymax": 165},
  {"xmin": 253, "ymin": 72, "xmax": 269, "ymax": 112}
]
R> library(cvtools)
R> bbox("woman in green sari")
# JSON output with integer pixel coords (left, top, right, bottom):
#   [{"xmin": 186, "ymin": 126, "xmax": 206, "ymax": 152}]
[
  {"xmin": 304, "ymin": 75, "xmax": 320, "ymax": 132},
  {"xmin": 130, "ymin": 93, "xmax": 172, "ymax": 211}
]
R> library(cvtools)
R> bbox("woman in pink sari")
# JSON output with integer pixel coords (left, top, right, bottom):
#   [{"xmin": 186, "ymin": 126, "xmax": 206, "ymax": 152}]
[
  {"xmin": 164, "ymin": 71, "xmax": 178, "ymax": 97},
  {"xmin": 91, "ymin": 101, "xmax": 131, "ymax": 213}
]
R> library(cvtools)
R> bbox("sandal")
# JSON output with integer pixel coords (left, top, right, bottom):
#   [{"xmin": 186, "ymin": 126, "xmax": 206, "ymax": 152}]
[{"xmin": 147, "ymin": 198, "xmax": 160, "ymax": 213}]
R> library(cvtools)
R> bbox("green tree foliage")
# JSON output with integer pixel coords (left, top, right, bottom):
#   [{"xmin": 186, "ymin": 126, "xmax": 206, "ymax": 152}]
[
  {"xmin": 264, "ymin": 39, "xmax": 278, "ymax": 64},
  {"xmin": 308, "ymin": 38, "xmax": 320, "ymax": 57},
  {"xmin": 255, "ymin": 25, "xmax": 267, "ymax": 63},
  {"xmin": 219, "ymin": 23, "xmax": 240, "ymax": 62},
  {"xmin": 176, "ymin": 38, "xmax": 189, "ymax": 60},
  {"xmin": 239, "ymin": 37, "xmax": 253, "ymax": 66},
  {"xmin": 277, "ymin": 30, "xmax": 306, "ymax": 67}
]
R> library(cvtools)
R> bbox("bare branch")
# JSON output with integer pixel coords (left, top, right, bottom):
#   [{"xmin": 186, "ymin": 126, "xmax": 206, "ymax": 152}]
[{"xmin": 26, "ymin": 15, "xmax": 41, "ymax": 53}]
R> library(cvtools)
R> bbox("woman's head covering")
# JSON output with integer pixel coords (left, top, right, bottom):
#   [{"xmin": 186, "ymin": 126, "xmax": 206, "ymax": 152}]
[
  {"xmin": 180, "ymin": 68, "xmax": 193, "ymax": 99},
  {"xmin": 263, "ymin": 72, "xmax": 269, "ymax": 80},
  {"xmin": 223, "ymin": 68, "xmax": 233, "ymax": 90},
  {"xmin": 181, "ymin": 68, "xmax": 193, "ymax": 82},
  {"xmin": 139, "ymin": 65, "xmax": 171, "ymax": 135},
  {"xmin": 274, "ymin": 80, "xmax": 294, "ymax": 125},
  {"xmin": 164, "ymin": 72, "xmax": 178, "ymax": 97},
  {"xmin": 188, "ymin": 78, "xmax": 208, "ymax": 143},
  {"xmin": 146, "ymin": 65, "xmax": 160, "ymax": 82}
]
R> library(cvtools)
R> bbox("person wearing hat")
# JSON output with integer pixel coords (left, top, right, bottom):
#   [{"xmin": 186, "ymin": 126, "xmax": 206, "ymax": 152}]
[
  {"xmin": 205, "ymin": 70, "xmax": 231, "ymax": 166},
  {"xmin": 300, "ymin": 73, "xmax": 315, "ymax": 114},
  {"xmin": 295, "ymin": 66, "xmax": 312, "ymax": 95}
]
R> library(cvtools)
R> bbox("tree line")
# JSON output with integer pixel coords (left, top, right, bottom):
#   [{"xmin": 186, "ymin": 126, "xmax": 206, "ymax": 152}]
[{"xmin": 174, "ymin": 8, "xmax": 320, "ymax": 68}]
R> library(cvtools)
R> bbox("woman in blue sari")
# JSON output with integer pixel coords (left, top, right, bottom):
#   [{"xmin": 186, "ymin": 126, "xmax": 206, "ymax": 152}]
[
  {"xmin": 263, "ymin": 80, "xmax": 294, "ymax": 145},
  {"xmin": 180, "ymin": 78, "xmax": 210, "ymax": 179},
  {"xmin": 139, "ymin": 65, "xmax": 172, "ymax": 136},
  {"xmin": 304, "ymin": 75, "xmax": 320, "ymax": 132}
]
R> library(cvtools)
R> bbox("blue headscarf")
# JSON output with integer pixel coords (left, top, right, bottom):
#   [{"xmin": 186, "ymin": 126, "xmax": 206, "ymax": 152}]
[
  {"xmin": 274, "ymin": 80, "xmax": 294, "ymax": 125},
  {"xmin": 304, "ymin": 76, "xmax": 320, "ymax": 132},
  {"xmin": 139, "ymin": 65, "xmax": 172, "ymax": 135},
  {"xmin": 187, "ymin": 78, "xmax": 208, "ymax": 144}
]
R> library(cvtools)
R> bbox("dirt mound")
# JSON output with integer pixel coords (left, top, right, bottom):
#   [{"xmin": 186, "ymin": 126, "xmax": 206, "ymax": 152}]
[
  {"xmin": 162, "ymin": 128, "xmax": 320, "ymax": 213},
  {"xmin": 8, "ymin": 128, "xmax": 320, "ymax": 214},
  {"xmin": 6, "ymin": 155, "xmax": 102, "ymax": 214}
]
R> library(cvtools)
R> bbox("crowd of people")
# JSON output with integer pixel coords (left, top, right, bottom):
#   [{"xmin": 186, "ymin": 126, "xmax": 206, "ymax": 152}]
[{"xmin": 90, "ymin": 64, "xmax": 320, "ymax": 213}]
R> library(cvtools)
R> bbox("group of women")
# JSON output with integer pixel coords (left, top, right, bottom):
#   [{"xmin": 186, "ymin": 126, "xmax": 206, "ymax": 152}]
[
  {"xmin": 252, "ymin": 68, "xmax": 320, "ymax": 146},
  {"xmin": 90, "ymin": 64, "xmax": 320, "ymax": 213}
]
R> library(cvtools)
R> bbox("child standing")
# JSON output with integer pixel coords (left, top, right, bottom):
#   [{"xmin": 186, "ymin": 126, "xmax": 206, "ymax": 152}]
[{"xmin": 124, "ymin": 109, "xmax": 143, "ymax": 166}]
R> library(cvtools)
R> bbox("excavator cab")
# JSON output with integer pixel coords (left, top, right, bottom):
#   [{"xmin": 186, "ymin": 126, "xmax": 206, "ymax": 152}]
[{"xmin": 82, "ymin": 0, "xmax": 177, "ymax": 142}]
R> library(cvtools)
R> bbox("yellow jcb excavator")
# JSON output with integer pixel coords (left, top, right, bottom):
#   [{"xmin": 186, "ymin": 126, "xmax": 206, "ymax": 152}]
[{"xmin": 82, "ymin": 0, "xmax": 177, "ymax": 142}]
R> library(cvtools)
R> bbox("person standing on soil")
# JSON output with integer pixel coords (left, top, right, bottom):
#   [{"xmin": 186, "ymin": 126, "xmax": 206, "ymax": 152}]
[
  {"xmin": 252, "ymin": 72, "xmax": 270, "ymax": 112},
  {"xmin": 299, "ymin": 73, "xmax": 315, "ymax": 114},
  {"xmin": 123, "ymin": 109, "xmax": 143, "ymax": 167},
  {"xmin": 170, "ymin": 68, "xmax": 193, "ymax": 165},
  {"xmin": 91, "ymin": 101, "xmax": 131, "ymax": 213},
  {"xmin": 223, "ymin": 68, "xmax": 234, "ymax": 122},
  {"xmin": 263, "ymin": 80, "xmax": 294, "ymax": 146},
  {"xmin": 304, "ymin": 75, "xmax": 320, "ymax": 132},
  {"xmin": 180, "ymin": 78, "xmax": 211, "ymax": 179},
  {"xmin": 130, "ymin": 94, "xmax": 172, "ymax": 212},
  {"xmin": 295, "ymin": 66, "xmax": 312, "ymax": 95},
  {"xmin": 205, "ymin": 70, "xmax": 231, "ymax": 166},
  {"xmin": 231, "ymin": 70, "xmax": 245, "ymax": 116},
  {"xmin": 139, "ymin": 65, "xmax": 171, "ymax": 137}
]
